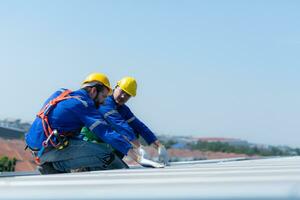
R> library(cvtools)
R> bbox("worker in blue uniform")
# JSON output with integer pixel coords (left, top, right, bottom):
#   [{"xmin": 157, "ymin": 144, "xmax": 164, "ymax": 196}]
[
  {"xmin": 25, "ymin": 73, "xmax": 163, "ymax": 174},
  {"xmin": 83, "ymin": 77, "xmax": 169, "ymax": 165}
]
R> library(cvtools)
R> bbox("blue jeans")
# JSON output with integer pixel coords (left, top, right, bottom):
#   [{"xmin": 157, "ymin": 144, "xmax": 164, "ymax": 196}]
[{"xmin": 40, "ymin": 139, "xmax": 128, "ymax": 173}]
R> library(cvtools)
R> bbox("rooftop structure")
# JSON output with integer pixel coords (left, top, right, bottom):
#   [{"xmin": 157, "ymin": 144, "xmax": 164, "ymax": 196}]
[{"xmin": 0, "ymin": 156, "xmax": 299, "ymax": 199}]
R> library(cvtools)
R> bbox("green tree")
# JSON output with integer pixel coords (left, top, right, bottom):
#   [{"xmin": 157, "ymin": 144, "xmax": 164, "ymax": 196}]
[
  {"xmin": 0, "ymin": 156, "xmax": 17, "ymax": 172},
  {"xmin": 189, "ymin": 141, "xmax": 296, "ymax": 157}
]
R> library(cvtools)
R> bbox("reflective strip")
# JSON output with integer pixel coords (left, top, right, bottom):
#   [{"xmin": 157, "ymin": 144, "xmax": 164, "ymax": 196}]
[
  {"xmin": 89, "ymin": 120, "xmax": 108, "ymax": 131},
  {"xmin": 103, "ymin": 110, "xmax": 118, "ymax": 119},
  {"xmin": 126, "ymin": 116, "xmax": 136, "ymax": 123},
  {"xmin": 73, "ymin": 97, "xmax": 88, "ymax": 108}
]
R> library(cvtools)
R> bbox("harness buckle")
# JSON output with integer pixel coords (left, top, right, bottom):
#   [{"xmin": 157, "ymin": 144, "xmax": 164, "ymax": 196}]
[{"xmin": 56, "ymin": 134, "xmax": 69, "ymax": 150}]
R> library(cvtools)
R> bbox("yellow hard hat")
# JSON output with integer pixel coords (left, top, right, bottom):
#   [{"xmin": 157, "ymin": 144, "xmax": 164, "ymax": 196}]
[
  {"xmin": 117, "ymin": 77, "xmax": 137, "ymax": 97},
  {"xmin": 82, "ymin": 73, "xmax": 112, "ymax": 93}
]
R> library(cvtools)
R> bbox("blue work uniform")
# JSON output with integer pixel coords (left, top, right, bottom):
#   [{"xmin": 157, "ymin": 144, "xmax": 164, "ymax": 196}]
[
  {"xmin": 25, "ymin": 89, "xmax": 132, "ymax": 155},
  {"xmin": 99, "ymin": 95, "xmax": 158, "ymax": 145}
]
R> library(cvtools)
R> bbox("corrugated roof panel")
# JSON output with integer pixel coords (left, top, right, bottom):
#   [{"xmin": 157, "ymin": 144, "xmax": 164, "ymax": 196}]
[{"xmin": 0, "ymin": 156, "xmax": 299, "ymax": 200}]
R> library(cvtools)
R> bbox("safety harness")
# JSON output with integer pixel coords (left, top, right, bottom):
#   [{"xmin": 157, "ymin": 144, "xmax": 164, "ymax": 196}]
[{"xmin": 33, "ymin": 89, "xmax": 75, "ymax": 164}]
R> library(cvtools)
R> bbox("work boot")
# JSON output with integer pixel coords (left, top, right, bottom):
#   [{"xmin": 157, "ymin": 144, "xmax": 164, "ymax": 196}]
[{"xmin": 37, "ymin": 162, "xmax": 62, "ymax": 175}]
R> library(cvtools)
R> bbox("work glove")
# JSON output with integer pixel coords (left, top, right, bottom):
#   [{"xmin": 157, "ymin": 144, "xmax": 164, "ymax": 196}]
[
  {"xmin": 138, "ymin": 146, "xmax": 150, "ymax": 159},
  {"xmin": 138, "ymin": 156, "xmax": 165, "ymax": 168},
  {"xmin": 158, "ymin": 145, "xmax": 169, "ymax": 166},
  {"xmin": 137, "ymin": 147, "xmax": 164, "ymax": 168}
]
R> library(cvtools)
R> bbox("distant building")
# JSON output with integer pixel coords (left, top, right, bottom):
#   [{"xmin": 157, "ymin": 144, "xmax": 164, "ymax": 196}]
[
  {"xmin": 0, "ymin": 118, "xmax": 31, "ymax": 139},
  {"xmin": 0, "ymin": 126, "xmax": 24, "ymax": 139},
  {"xmin": 197, "ymin": 137, "xmax": 249, "ymax": 146},
  {"xmin": 171, "ymin": 143, "xmax": 187, "ymax": 149}
]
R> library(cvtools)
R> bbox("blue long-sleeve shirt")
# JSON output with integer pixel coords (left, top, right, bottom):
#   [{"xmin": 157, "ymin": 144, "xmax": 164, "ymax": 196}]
[
  {"xmin": 25, "ymin": 89, "xmax": 132, "ymax": 155},
  {"xmin": 99, "ymin": 95, "xmax": 157, "ymax": 145}
]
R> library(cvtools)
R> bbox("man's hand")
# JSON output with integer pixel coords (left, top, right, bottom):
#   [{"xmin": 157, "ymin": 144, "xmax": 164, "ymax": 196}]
[
  {"xmin": 131, "ymin": 139, "xmax": 142, "ymax": 148},
  {"xmin": 152, "ymin": 140, "xmax": 169, "ymax": 166},
  {"xmin": 127, "ymin": 147, "xmax": 164, "ymax": 168},
  {"xmin": 139, "ymin": 156, "xmax": 164, "ymax": 168},
  {"xmin": 158, "ymin": 145, "xmax": 169, "ymax": 166},
  {"xmin": 138, "ymin": 146, "xmax": 149, "ymax": 159},
  {"xmin": 137, "ymin": 147, "xmax": 164, "ymax": 168}
]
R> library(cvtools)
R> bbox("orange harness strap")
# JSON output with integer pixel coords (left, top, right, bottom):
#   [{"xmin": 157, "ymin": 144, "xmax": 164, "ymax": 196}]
[{"xmin": 37, "ymin": 89, "xmax": 73, "ymax": 148}]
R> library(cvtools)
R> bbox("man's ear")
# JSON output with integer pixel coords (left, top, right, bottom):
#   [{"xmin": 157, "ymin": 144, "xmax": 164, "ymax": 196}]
[{"xmin": 89, "ymin": 87, "xmax": 98, "ymax": 98}]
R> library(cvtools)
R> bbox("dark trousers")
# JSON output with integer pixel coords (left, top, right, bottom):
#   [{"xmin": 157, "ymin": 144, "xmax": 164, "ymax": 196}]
[{"xmin": 39, "ymin": 139, "xmax": 128, "ymax": 174}]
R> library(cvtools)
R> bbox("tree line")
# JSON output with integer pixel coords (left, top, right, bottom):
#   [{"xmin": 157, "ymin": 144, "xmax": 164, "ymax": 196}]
[
  {"xmin": 0, "ymin": 156, "xmax": 17, "ymax": 172},
  {"xmin": 190, "ymin": 141, "xmax": 300, "ymax": 156}
]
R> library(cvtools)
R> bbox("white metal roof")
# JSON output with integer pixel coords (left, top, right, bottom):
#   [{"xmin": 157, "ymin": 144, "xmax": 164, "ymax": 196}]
[{"xmin": 0, "ymin": 156, "xmax": 299, "ymax": 200}]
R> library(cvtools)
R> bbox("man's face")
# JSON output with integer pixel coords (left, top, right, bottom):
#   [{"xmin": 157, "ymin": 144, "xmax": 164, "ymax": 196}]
[
  {"xmin": 94, "ymin": 87, "xmax": 109, "ymax": 108},
  {"xmin": 113, "ymin": 86, "xmax": 131, "ymax": 105}
]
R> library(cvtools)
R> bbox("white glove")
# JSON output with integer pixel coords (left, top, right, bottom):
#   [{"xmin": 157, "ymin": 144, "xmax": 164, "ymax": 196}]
[
  {"xmin": 139, "ymin": 157, "xmax": 165, "ymax": 168},
  {"xmin": 137, "ymin": 147, "xmax": 164, "ymax": 168},
  {"xmin": 158, "ymin": 145, "xmax": 169, "ymax": 166},
  {"xmin": 138, "ymin": 147, "xmax": 149, "ymax": 159}
]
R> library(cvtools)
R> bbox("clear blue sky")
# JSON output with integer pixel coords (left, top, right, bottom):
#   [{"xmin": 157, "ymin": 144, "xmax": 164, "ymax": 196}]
[{"xmin": 0, "ymin": 1, "xmax": 299, "ymax": 147}]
